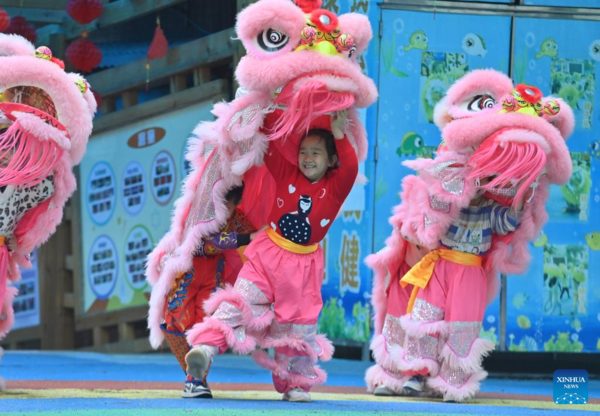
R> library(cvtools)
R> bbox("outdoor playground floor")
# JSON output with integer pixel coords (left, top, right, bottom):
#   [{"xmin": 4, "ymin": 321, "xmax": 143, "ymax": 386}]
[{"xmin": 0, "ymin": 350, "xmax": 599, "ymax": 415}]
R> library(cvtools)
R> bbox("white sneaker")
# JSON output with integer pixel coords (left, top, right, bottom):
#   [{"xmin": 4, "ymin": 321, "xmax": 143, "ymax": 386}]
[
  {"xmin": 182, "ymin": 380, "xmax": 212, "ymax": 399},
  {"xmin": 282, "ymin": 387, "xmax": 311, "ymax": 402},
  {"xmin": 403, "ymin": 376, "xmax": 425, "ymax": 392},
  {"xmin": 373, "ymin": 385, "xmax": 397, "ymax": 396},
  {"xmin": 185, "ymin": 345, "xmax": 216, "ymax": 380}
]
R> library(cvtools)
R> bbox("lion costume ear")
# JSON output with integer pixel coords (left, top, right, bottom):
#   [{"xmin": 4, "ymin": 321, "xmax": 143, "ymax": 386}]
[
  {"xmin": 0, "ymin": 33, "xmax": 35, "ymax": 57},
  {"xmin": 337, "ymin": 13, "xmax": 372, "ymax": 57},
  {"xmin": 540, "ymin": 97, "xmax": 575, "ymax": 140}
]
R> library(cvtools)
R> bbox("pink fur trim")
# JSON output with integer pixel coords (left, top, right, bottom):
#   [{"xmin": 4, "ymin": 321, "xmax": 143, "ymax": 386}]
[
  {"xmin": 493, "ymin": 128, "xmax": 551, "ymax": 154},
  {"xmin": 401, "ymin": 314, "xmax": 449, "ymax": 338},
  {"xmin": 11, "ymin": 112, "xmax": 71, "ymax": 150},
  {"xmin": 186, "ymin": 318, "xmax": 257, "ymax": 355},
  {"xmin": 0, "ymin": 34, "xmax": 35, "ymax": 56},
  {"xmin": 365, "ymin": 364, "xmax": 409, "ymax": 393},
  {"xmin": 252, "ymin": 350, "xmax": 328, "ymax": 387},
  {"xmin": 237, "ymin": 50, "xmax": 377, "ymax": 109},
  {"xmin": 427, "ymin": 369, "xmax": 488, "ymax": 402},
  {"xmin": 202, "ymin": 285, "xmax": 274, "ymax": 332},
  {"xmin": 315, "ymin": 334, "xmax": 334, "ymax": 361},
  {"xmin": 439, "ymin": 338, "xmax": 495, "ymax": 374},
  {"xmin": 370, "ymin": 333, "xmax": 403, "ymax": 372}
]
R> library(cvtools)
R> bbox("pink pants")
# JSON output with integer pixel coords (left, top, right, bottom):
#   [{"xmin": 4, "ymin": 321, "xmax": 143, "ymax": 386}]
[
  {"xmin": 188, "ymin": 232, "xmax": 334, "ymax": 393},
  {"xmin": 399, "ymin": 259, "xmax": 495, "ymax": 401},
  {"xmin": 365, "ymin": 262, "xmax": 413, "ymax": 393}
]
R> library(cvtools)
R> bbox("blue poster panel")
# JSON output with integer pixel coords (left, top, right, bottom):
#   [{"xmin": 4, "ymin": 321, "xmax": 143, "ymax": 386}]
[
  {"xmin": 525, "ymin": 0, "xmax": 600, "ymax": 7},
  {"xmin": 508, "ymin": 18, "xmax": 600, "ymax": 353},
  {"xmin": 317, "ymin": 0, "xmax": 379, "ymax": 343},
  {"xmin": 375, "ymin": 9, "xmax": 512, "ymax": 345}
]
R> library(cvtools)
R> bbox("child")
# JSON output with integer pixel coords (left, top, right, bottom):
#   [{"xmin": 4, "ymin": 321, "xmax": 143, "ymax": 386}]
[
  {"xmin": 395, "ymin": 178, "xmax": 527, "ymax": 402},
  {"xmin": 184, "ymin": 112, "xmax": 358, "ymax": 402},
  {"xmin": 161, "ymin": 184, "xmax": 257, "ymax": 399}
]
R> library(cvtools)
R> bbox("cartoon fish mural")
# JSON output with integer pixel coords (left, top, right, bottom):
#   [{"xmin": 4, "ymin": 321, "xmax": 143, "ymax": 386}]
[
  {"xmin": 533, "ymin": 231, "xmax": 548, "ymax": 248},
  {"xmin": 512, "ymin": 292, "xmax": 529, "ymax": 309},
  {"xmin": 517, "ymin": 315, "xmax": 531, "ymax": 329},
  {"xmin": 597, "ymin": 338, "xmax": 600, "ymax": 351},
  {"xmin": 536, "ymin": 38, "xmax": 558, "ymax": 59},
  {"xmin": 570, "ymin": 317, "xmax": 582, "ymax": 332},
  {"xmin": 404, "ymin": 30, "xmax": 428, "ymax": 52},
  {"xmin": 590, "ymin": 39, "xmax": 600, "ymax": 62},
  {"xmin": 396, "ymin": 132, "xmax": 424, "ymax": 157},
  {"xmin": 462, "ymin": 33, "xmax": 487, "ymax": 57},
  {"xmin": 585, "ymin": 231, "xmax": 600, "ymax": 251},
  {"xmin": 588, "ymin": 140, "xmax": 600, "ymax": 161}
]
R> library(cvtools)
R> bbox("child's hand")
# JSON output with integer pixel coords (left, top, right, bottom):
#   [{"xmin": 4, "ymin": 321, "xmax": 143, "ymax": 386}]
[
  {"xmin": 250, "ymin": 225, "xmax": 268, "ymax": 241},
  {"xmin": 331, "ymin": 110, "xmax": 347, "ymax": 139}
]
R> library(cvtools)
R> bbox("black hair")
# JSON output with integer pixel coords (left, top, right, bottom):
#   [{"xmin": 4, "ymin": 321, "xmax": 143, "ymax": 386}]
[
  {"xmin": 225, "ymin": 182, "xmax": 244, "ymax": 206},
  {"xmin": 301, "ymin": 129, "xmax": 337, "ymax": 164}
]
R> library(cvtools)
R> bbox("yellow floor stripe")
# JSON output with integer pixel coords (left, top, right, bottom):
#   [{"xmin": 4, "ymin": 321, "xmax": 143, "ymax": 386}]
[{"xmin": 1, "ymin": 389, "xmax": 598, "ymax": 412}]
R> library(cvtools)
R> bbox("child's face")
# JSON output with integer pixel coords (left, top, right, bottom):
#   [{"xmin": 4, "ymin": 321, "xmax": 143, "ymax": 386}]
[{"xmin": 298, "ymin": 135, "xmax": 337, "ymax": 183}]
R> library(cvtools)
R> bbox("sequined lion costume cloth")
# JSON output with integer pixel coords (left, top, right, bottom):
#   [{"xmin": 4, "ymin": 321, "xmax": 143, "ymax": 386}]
[
  {"xmin": 146, "ymin": 0, "xmax": 377, "ymax": 393},
  {"xmin": 0, "ymin": 34, "xmax": 96, "ymax": 390},
  {"xmin": 365, "ymin": 69, "xmax": 573, "ymax": 402}
]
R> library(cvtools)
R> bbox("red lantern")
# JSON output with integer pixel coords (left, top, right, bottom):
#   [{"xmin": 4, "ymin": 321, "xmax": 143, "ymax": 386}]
[
  {"xmin": 5, "ymin": 16, "xmax": 36, "ymax": 43},
  {"xmin": 147, "ymin": 24, "xmax": 168, "ymax": 60},
  {"xmin": 66, "ymin": 38, "xmax": 103, "ymax": 73},
  {"xmin": 0, "ymin": 8, "xmax": 10, "ymax": 32},
  {"xmin": 66, "ymin": 0, "xmax": 103, "ymax": 25}
]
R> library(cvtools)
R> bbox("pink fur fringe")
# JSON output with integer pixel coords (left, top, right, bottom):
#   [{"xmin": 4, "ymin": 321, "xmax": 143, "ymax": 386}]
[
  {"xmin": 400, "ymin": 314, "xmax": 450, "ymax": 339},
  {"xmin": 186, "ymin": 318, "xmax": 257, "ymax": 355},
  {"xmin": 427, "ymin": 369, "xmax": 488, "ymax": 402},
  {"xmin": 439, "ymin": 338, "xmax": 495, "ymax": 374},
  {"xmin": 365, "ymin": 364, "xmax": 409, "ymax": 394},
  {"xmin": 252, "ymin": 350, "xmax": 328, "ymax": 387}
]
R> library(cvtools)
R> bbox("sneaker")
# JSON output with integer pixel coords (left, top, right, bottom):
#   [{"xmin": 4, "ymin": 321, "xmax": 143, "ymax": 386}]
[
  {"xmin": 373, "ymin": 385, "xmax": 397, "ymax": 396},
  {"xmin": 185, "ymin": 345, "xmax": 216, "ymax": 380},
  {"xmin": 282, "ymin": 387, "xmax": 311, "ymax": 402},
  {"xmin": 182, "ymin": 380, "xmax": 213, "ymax": 399},
  {"xmin": 403, "ymin": 376, "xmax": 425, "ymax": 393}
]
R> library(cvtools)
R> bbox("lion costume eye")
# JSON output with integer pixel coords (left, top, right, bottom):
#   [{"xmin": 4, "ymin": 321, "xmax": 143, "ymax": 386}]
[
  {"xmin": 467, "ymin": 94, "xmax": 496, "ymax": 111},
  {"xmin": 256, "ymin": 29, "xmax": 289, "ymax": 52}
]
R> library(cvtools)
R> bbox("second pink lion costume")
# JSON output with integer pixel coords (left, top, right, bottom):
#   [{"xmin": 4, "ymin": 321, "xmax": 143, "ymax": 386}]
[
  {"xmin": 146, "ymin": 0, "xmax": 377, "ymax": 398},
  {"xmin": 0, "ymin": 34, "xmax": 96, "ymax": 390},
  {"xmin": 365, "ymin": 70, "xmax": 573, "ymax": 402}
]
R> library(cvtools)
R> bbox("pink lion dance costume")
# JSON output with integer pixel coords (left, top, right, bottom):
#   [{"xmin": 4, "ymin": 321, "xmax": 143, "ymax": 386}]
[
  {"xmin": 0, "ymin": 34, "xmax": 96, "ymax": 390},
  {"xmin": 146, "ymin": 0, "xmax": 377, "ymax": 396},
  {"xmin": 365, "ymin": 69, "xmax": 573, "ymax": 402}
]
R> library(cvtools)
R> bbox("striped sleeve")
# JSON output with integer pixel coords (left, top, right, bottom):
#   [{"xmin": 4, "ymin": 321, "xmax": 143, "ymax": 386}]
[{"xmin": 490, "ymin": 202, "xmax": 521, "ymax": 235}]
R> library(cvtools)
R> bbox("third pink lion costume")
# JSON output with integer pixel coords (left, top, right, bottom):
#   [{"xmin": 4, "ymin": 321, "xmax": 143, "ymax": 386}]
[
  {"xmin": 365, "ymin": 69, "xmax": 573, "ymax": 402},
  {"xmin": 0, "ymin": 34, "xmax": 96, "ymax": 390},
  {"xmin": 146, "ymin": 0, "xmax": 377, "ymax": 399}
]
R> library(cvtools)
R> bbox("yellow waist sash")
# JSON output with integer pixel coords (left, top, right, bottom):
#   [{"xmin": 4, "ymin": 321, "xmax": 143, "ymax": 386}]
[
  {"xmin": 266, "ymin": 228, "xmax": 319, "ymax": 254},
  {"xmin": 401, "ymin": 249, "xmax": 482, "ymax": 313},
  {"xmin": 0, "ymin": 236, "xmax": 5, "ymax": 247}
]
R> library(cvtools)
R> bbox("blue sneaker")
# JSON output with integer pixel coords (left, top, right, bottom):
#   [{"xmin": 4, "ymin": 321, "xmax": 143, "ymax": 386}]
[{"xmin": 403, "ymin": 376, "xmax": 425, "ymax": 392}]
